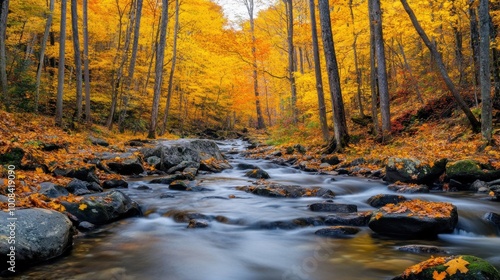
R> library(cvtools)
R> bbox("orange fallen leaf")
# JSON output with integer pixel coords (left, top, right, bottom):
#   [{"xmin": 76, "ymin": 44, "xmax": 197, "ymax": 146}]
[
  {"xmin": 444, "ymin": 256, "xmax": 469, "ymax": 276},
  {"xmin": 78, "ymin": 203, "xmax": 88, "ymax": 210},
  {"xmin": 432, "ymin": 270, "xmax": 447, "ymax": 280}
]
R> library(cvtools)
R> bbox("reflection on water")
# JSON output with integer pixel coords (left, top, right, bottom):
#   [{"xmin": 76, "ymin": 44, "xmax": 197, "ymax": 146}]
[{"xmin": 16, "ymin": 140, "xmax": 500, "ymax": 280}]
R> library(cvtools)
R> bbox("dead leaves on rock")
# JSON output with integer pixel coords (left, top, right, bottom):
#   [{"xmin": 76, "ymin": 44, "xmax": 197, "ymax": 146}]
[
  {"xmin": 403, "ymin": 256, "xmax": 470, "ymax": 279},
  {"xmin": 380, "ymin": 199, "xmax": 454, "ymax": 218}
]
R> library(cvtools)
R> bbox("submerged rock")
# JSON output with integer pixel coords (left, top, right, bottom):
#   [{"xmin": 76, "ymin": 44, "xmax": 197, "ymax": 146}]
[
  {"xmin": 397, "ymin": 245, "xmax": 449, "ymax": 254},
  {"xmin": 324, "ymin": 211, "xmax": 372, "ymax": 226},
  {"xmin": 309, "ymin": 202, "xmax": 357, "ymax": 213},
  {"xmin": 368, "ymin": 199, "xmax": 458, "ymax": 238},
  {"xmin": 187, "ymin": 219, "xmax": 209, "ymax": 229},
  {"xmin": 252, "ymin": 217, "xmax": 325, "ymax": 230},
  {"xmin": 236, "ymin": 182, "xmax": 335, "ymax": 198},
  {"xmin": 245, "ymin": 168, "xmax": 270, "ymax": 179},
  {"xmin": 315, "ymin": 226, "xmax": 360, "ymax": 238},
  {"xmin": 392, "ymin": 255, "xmax": 500, "ymax": 280},
  {"xmin": 388, "ymin": 184, "xmax": 429, "ymax": 193}
]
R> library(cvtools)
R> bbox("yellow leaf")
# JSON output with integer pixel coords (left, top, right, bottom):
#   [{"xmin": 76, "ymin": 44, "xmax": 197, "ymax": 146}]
[
  {"xmin": 35, "ymin": 167, "xmax": 44, "ymax": 174},
  {"xmin": 432, "ymin": 270, "xmax": 447, "ymax": 280},
  {"xmin": 78, "ymin": 203, "xmax": 88, "ymax": 211},
  {"xmin": 444, "ymin": 256, "xmax": 469, "ymax": 276},
  {"xmin": 490, "ymin": 191, "xmax": 495, "ymax": 197}
]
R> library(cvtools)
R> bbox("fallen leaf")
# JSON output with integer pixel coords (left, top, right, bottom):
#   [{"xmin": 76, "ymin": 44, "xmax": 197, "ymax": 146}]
[
  {"xmin": 79, "ymin": 203, "xmax": 88, "ymax": 211},
  {"xmin": 444, "ymin": 256, "xmax": 469, "ymax": 276},
  {"xmin": 432, "ymin": 270, "xmax": 447, "ymax": 280}
]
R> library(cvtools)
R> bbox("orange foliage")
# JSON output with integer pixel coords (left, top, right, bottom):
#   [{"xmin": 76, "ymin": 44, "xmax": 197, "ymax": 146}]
[{"xmin": 380, "ymin": 199, "xmax": 454, "ymax": 218}]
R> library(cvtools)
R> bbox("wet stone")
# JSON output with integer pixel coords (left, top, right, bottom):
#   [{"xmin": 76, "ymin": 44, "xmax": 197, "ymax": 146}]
[
  {"xmin": 309, "ymin": 202, "xmax": 357, "ymax": 213},
  {"xmin": 397, "ymin": 245, "xmax": 449, "ymax": 255},
  {"xmin": 315, "ymin": 226, "xmax": 360, "ymax": 238},
  {"xmin": 187, "ymin": 219, "xmax": 209, "ymax": 229},
  {"xmin": 367, "ymin": 194, "xmax": 407, "ymax": 208}
]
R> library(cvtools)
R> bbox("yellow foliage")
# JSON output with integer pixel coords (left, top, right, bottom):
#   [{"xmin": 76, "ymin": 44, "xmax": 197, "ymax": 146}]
[{"xmin": 444, "ymin": 256, "xmax": 470, "ymax": 276}]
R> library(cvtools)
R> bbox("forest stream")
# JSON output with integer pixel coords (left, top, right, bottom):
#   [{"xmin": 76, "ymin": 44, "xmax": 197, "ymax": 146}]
[{"xmin": 14, "ymin": 139, "xmax": 500, "ymax": 280}]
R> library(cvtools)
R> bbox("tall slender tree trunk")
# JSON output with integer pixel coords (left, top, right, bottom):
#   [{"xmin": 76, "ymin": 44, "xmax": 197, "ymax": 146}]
[
  {"xmin": 368, "ymin": 0, "xmax": 379, "ymax": 137},
  {"xmin": 0, "ymin": 0, "xmax": 9, "ymax": 106},
  {"xmin": 308, "ymin": 0, "xmax": 329, "ymax": 141},
  {"xmin": 119, "ymin": 0, "xmax": 143, "ymax": 132},
  {"xmin": 56, "ymin": 0, "xmax": 67, "ymax": 126},
  {"xmin": 284, "ymin": 0, "xmax": 298, "ymax": 123},
  {"xmin": 160, "ymin": 0, "xmax": 179, "ymax": 135},
  {"xmin": 479, "ymin": 0, "xmax": 491, "ymax": 142},
  {"xmin": 469, "ymin": 4, "xmax": 480, "ymax": 87},
  {"xmin": 370, "ymin": 0, "xmax": 391, "ymax": 134},
  {"xmin": 148, "ymin": 0, "xmax": 168, "ymax": 139},
  {"xmin": 35, "ymin": 0, "xmax": 55, "ymax": 113},
  {"xmin": 318, "ymin": 0, "xmax": 349, "ymax": 153},
  {"xmin": 244, "ymin": 0, "xmax": 265, "ymax": 129},
  {"xmin": 83, "ymin": 0, "xmax": 91, "ymax": 123},
  {"xmin": 349, "ymin": 0, "xmax": 365, "ymax": 118},
  {"xmin": 71, "ymin": 0, "xmax": 83, "ymax": 120},
  {"xmin": 397, "ymin": 38, "xmax": 423, "ymax": 103},
  {"xmin": 400, "ymin": 0, "xmax": 481, "ymax": 132}
]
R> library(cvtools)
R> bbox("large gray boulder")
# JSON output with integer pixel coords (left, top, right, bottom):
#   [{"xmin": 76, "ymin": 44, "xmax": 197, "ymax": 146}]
[
  {"xmin": 0, "ymin": 208, "xmax": 73, "ymax": 273},
  {"xmin": 368, "ymin": 199, "xmax": 458, "ymax": 238},
  {"xmin": 385, "ymin": 157, "xmax": 447, "ymax": 184},
  {"xmin": 61, "ymin": 190, "xmax": 141, "ymax": 225},
  {"xmin": 141, "ymin": 139, "xmax": 230, "ymax": 173}
]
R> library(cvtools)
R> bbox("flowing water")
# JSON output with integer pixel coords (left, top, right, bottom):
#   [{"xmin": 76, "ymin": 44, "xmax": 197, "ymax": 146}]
[{"xmin": 17, "ymin": 140, "xmax": 500, "ymax": 280}]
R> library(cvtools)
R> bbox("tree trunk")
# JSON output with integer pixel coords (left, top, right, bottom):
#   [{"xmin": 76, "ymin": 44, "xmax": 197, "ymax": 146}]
[
  {"xmin": 284, "ymin": 0, "xmax": 298, "ymax": 123},
  {"xmin": 160, "ymin": 0, "xmax": 179, "ymax": 135},
  {"xmin": 71, "ymin": 0, "xmax": 83, "ymax": 120},
  {"xmin": 318, "ymin": 0, "xmax": 349, "ymax": 152},
  {"xmin": 400, "ymin": 0, "xmax": 481, "ymax": 132},
  {"xmin": 0, "ymin": 0, "xmax": 9, "ymax": 105},
  {"xmin": 397, "ymin": 38, "xmax": 423, "ymax": 103},
  {"xmin": 368, "ymin": 0, "xmax": 379, "ymax": 137},
  {"xmin": 119, "ymin": 0, "xmax": 143, "ymax": 132},
  {"xmin": 370, "ymin": 0, "xmax": 391, "ymax": 134},
  {"xmin": 35, "ymin": 0, "xmax": 55, "ymax": 113},
  {"xmin": 56, "ymin": 0, "xmax": 67, "ymax": 127},
  {"xmin": 308, "ymin": 0, "xmax": 329, "ymax": 141},
  {"xmin": 469, "ymin": 4, "xmax": 480, "ymax": 87},
  {"xmin": 147, "ymin": 0, "xmax": 168, "ymax": 139},
  {"xmin": 479, "ymin": 0, "xmax": 491, "ymax": 142},
  {"xmin": 349, "ymin": 0, "xmax": 365, "ymax": 118},
  {"xmin": 245, "ymin": 0, "xmax": 266, "ymax": 129},
  {"xmin": 83, "ymin": 0, "xmax": 91, "ymax": 123}
]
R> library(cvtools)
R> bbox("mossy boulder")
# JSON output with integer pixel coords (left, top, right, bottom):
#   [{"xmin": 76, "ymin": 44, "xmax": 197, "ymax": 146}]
[
  {"xmin": 385, "ymin": 157, "xmax": 447, "ymax": 184},
  {"xmin": 446, "ymin": 160, "xmax": 500, "ymax": 184},
  {"xmin": 392, "ymin": 255, "xmax": 500, "ymax": 280}
]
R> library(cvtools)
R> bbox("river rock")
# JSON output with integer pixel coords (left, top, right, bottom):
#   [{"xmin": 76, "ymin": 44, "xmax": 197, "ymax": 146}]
[
  {"xmin": 169, "ymin": 180, "xmax": 189, "ymax": 191},
  {"xmin": 237, "ymin": 163, "xmax": 259, "ymax": 170},
  {"xmin": 446, "ymin": 159, "xmax": 500, "ymax": 184},
  {"xmin": 66, "ymin": 179, "xmax": 93, "ymax": 195},
  {"xmin": 471, "ymin": 180, "xmax": 489, "ymax": 192},
  {"xmin": 53, "ymin": 166, "xmax": 100, "ymax": 185},
  {"xmin": 141, "ymin": 139, "xmax": 230, "ymax": 173},
  {"xmin": 88, "ymin": 136, "xmax": 109, "ymax": 147},
  {"xmin": 484, "ymin": 212, "xmax": 500, "ymax": 232},
  {"xmin": 39, "ymin": 182, "xmax": 69, "ymax": 198},
  {"xmin": 106, "ymin": 158, "xmax": 145, "ymax": 175},
  {"xmin": 490, "ymin": 185, "xmax": 500, "ymax": 200},
  {"xmin": 167, "ymin": 161, "xmax": 200, "ymax": 174},
  {"xmin": 164, "ymin": 210, "xmax": 210, "ymax": 223},
  {"xmin": 385, "ymin": 157, "xmax": 447, "ymax": 184},
  {"xmin": 0, "ymin": 208, "xmax": 73, "ymax": 273},
  {"xmin": 367, "ymin": 194, "xmax": 407, "ymax": 208},
  {"xmin": 61, "ymin": 190, "xmax": 141, "ymax": 225},
  {"xmin": 397, "ymin": 245, "xmax": 449, "ymax": 254},
  {"xmin": 236, "ymin": 182, "xmax": 335, "ymax": 198},
  {"xmin": 324, "ymin": 211, "xmax": 373, "ymax": 226},
  {"xmin": 102, "ymin": 179, "xmax": 128, "ymax": 189},
  {"xmin": 77, "ymin": 221, "xmax": 96, "ymax": 232},
  {"xmin": 309, "ymin": 202, "xmax": 357, "ymax": 213},
  {"xmin": 315, "ymin": 226, "xmax": 360, "ymax": 238},
  {"xmin": 187, "ymin": 219, "xmax": 209, "ymax": 228},
  {"xmin": 321, "ymin": 155, "xmax": 341, "ymax": 165},
  {"xmin": 392, "ymin": 255, "xmax": 500, "ymax": 280},
  {"xmin": 245, "ymin": 168, "xmax": 270, "ymax": 179},
  {"xmin": 388, "ymin": 183, "xmax": 429, "ymax": 193},
  {"xmin": 368, "ymin": 199, "xmax": 458, "ymax": 238},
  {"xmin": 149, "ymin": 173, "xmax": 194, "ymax": 184},
  {"xmin": 253, "ymin": 217, "xmax": 325, "ymax": 230}
]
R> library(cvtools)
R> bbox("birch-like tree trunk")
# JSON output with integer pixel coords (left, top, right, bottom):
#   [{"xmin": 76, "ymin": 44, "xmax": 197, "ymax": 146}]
[
  {"xmin": 479, "ymin": 0, "xmax": 491, "ymax": 142},
  {"xmin": 0, "ymin": 0, "xmax": 9, "ymax": 105},
  {"xmin": 147, "ymin": 0, "xmax": 168, "ymax": 139},
  {"xmin": 83, "ymin": 0, "xmax": 91, "ymax": 123},
  {"xmin": 284, "ymin": 0, "xmax": 298, "ymax": 123}
]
